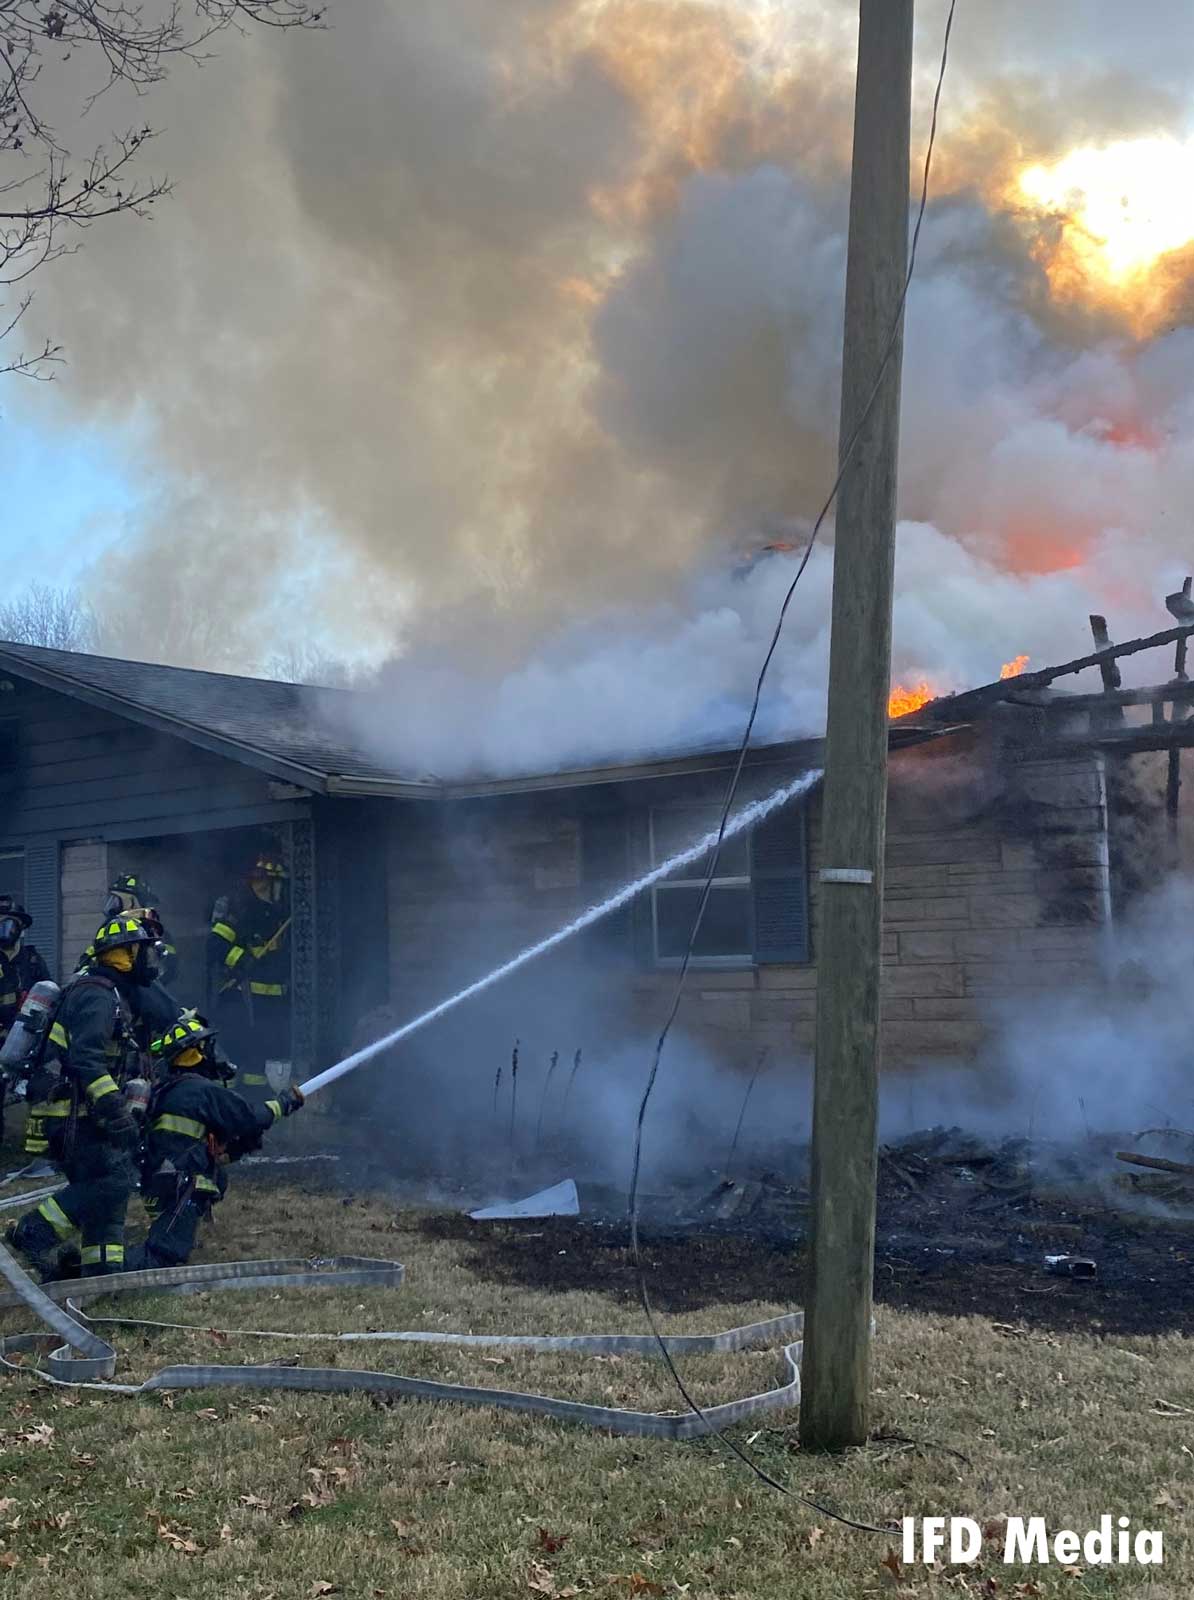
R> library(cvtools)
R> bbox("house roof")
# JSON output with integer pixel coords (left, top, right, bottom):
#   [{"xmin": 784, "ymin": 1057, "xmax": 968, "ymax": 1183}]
[
  {"xmin": 0, "ymin": 639, "xmax": 962, "ymax": 802},
  {"xmin": 0, "ymin": 640, "xmax": 436, "ymax": 797}
]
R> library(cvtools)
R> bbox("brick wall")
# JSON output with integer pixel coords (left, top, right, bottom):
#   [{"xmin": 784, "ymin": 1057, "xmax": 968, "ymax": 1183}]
[
  {"xmin": 384, "ymin": 744, "xmax": 1111, "ymax": 1073},
  {"xmin": 59, "ymin": 840, "xmax": 109, "ymax": 977}
]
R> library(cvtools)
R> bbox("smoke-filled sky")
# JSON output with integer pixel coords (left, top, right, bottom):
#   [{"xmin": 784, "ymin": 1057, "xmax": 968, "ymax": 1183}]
[{"xmin": 8, "ymin": 0, "xmax": 1194, "ymax": 774}]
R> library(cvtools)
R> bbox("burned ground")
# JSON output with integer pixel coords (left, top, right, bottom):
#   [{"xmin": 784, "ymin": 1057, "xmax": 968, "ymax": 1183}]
[
  {"xmin": 255, "ymin": 1116, "xmax": 1194, "ymax": 1339},
  {"xmin": 418, "ymin": 1203, "xmax": 1193, "ymax": 1339}
]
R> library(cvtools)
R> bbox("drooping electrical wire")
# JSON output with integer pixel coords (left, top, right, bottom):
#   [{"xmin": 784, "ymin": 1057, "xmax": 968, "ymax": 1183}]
[{"xmin": 627, "ymin": 0, "xmax": 959, "ymax": 1527}]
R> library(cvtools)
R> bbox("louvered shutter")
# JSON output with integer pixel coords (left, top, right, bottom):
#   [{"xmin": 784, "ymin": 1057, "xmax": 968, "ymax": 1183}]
[
  {"xmin": 23, "ymin": 840, "xmax": 60, "ymax": 980},
  {"xmin": 751, "ymin": 802, "xmax": 809, "ymax": 965}
]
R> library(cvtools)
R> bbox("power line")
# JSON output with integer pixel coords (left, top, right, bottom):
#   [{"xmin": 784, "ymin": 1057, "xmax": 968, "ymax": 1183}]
[{"xmin": 627, "ymin": 0, "xmax": 958, "ymax": 1527}]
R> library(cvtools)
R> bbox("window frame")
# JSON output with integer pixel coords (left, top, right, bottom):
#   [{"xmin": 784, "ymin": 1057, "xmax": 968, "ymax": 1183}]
[{"xmin": 648, "ymin": 804, "xmax": 755, "ymax": 969}]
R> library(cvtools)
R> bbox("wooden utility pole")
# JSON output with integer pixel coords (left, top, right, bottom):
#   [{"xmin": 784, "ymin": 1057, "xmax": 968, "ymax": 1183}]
[{"xmin": 800, "ymin": 0, "xmax": 915, "ymax": 1451}]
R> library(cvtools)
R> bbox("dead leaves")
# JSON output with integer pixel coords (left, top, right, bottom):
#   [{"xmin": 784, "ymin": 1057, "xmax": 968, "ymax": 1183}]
[
  {"xmin": 310, "ymin": 1585, "xmax": 341, "ymax": 1598},
  {"xmin": 13, "ymin": 1422, "xmax": 53, "ymax": 1447},
  {"xmin": 527, "ymin": 1562, "xmax": 583, "ymax": 1599},
  {"xmin": 152, "ymin": 1516, "xmax": 200, "ymax": 1556}
]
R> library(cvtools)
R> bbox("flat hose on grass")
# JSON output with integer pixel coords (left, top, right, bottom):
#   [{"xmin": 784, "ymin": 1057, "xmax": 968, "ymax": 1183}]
[{"xmin": 0, "ymin": 1238, "xmax": 804, "ymax": 1437}]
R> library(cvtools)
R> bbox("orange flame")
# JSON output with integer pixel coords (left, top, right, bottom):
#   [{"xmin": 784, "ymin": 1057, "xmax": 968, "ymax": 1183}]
[
  {"xmin": 888, "ymin": 681, "xmax": 934, "ymax": 719},
  {"xmin": 1000, "ymin": 654, "xmax": 1030, "ymax": 680}
]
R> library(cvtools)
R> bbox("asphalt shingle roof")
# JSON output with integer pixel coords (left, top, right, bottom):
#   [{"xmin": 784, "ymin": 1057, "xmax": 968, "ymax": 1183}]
[{"xmin": 0, "ymin": 641, "xmax": 423, "ymax": 790}]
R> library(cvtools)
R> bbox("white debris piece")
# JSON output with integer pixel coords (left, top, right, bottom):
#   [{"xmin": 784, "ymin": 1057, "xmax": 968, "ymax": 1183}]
[{"xmin": 469, "ymin": 1179, "xmax": 580, "ymax": 1220}]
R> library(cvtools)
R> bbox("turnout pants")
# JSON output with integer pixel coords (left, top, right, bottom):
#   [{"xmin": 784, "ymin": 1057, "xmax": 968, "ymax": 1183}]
[
  {"xmin": 216, "ymin": 991, "xmax": 291, "ymax": 1108},
  {"xmin": 126, "ymin": 1170, "xmax": 224, "ymax": 1270},
  {"xmin": 11, "ymin": 1130, "xmax": 135, "ymax": 1277}
]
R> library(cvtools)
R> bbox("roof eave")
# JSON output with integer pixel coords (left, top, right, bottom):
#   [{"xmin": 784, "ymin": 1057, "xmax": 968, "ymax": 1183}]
[
  {"xmin": 0, "ymin": 648, "xmax": 332, "ymax": 794},
  {"xmin": 324, "ymin": 773, "xmax": 443, "ymax": 799},
  {"xmin": 440, "ymin": 723, "xmax": 960, "ymax": 799}
]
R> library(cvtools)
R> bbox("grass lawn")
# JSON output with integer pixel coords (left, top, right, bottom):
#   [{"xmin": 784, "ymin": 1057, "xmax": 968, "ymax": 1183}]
[{"xmin": 0, "ymin": 1172, "xmax": 1189, "ymax": 1599}]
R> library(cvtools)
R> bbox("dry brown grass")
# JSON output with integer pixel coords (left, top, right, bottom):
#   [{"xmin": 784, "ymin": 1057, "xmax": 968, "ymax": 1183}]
[{"xmin": 0, "ymin": 1177, "xmax": 1189, "ymax": 1599}]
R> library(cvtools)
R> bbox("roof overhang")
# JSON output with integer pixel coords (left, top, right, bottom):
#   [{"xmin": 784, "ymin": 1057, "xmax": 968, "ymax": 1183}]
[
  {"xmin": 0, "ymin": 647, "xmax": 337, "ymax": 794},
  {"xmin": 0, "ymin": 643, "xmax": 968, "ymax": 804},
  {"xmin": 437, "ymin": 721, "xmax": 962, "ymax": 799}
]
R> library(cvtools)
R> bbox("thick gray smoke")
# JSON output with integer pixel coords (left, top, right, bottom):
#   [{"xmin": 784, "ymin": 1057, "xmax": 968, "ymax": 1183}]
[
  {"xmin": 13, "ymin": 0, "xmax": 1194, "ymax": 777},
  {"xmin": 358, "ymin": 873, "xmax": 1194, "ymax": 1198}
]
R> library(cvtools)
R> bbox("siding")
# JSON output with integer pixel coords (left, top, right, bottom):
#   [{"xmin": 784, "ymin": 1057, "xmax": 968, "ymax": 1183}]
[
  {"xmin": 381, "ymin": 741, "xmax": 1111, "ymax": 1074},
  {"xmin": 0, "ymin": 677, "xmax": 287, "ymax": 842}
]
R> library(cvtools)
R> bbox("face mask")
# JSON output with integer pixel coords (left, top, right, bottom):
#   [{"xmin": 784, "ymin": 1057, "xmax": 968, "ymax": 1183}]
[
  {"xmin": 0, "ymin": 917, "xmax": 22, "ymax": 951},
  {"xmin": 133, "ymin": 944, "xmax": 158, "ymax": 986}
]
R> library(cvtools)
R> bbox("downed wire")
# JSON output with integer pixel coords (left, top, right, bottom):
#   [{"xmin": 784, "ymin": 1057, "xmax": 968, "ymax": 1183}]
[{"xmin": 627, "ymin": 0, "xmax": 959, "ymax": 1529}]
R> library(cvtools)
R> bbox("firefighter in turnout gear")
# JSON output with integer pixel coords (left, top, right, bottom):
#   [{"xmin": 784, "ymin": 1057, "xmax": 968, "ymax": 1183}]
[
  {"xmin": 9, "ymin": 917, "xmax": 158, "ymax": 1279},
  {"xmin": 78, "ymin": 874, "xmax": 179, "ymax": 987},
  {"xmin": 126, "ymin": 1016, "xmax": 303, "ymax": 1270},
  {"xmin": 0, "ymin": 896, "xmax": 51, "ymax": 1144},
  {"xmin": 208, "ymin": 854, "xmax": 291, "ymax": 1107},
  {"xmin": 26, "ymin": 897, "xmax": 181, "ymax": 1166}
]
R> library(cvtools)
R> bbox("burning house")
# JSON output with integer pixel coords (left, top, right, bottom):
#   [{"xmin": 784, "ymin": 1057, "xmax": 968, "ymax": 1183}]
[{"xmin": 3, "ymin": 610, "xmax": 1192, "ymax": 1146}]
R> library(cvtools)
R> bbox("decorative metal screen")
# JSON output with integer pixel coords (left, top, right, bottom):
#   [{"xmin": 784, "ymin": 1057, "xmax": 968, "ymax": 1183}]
[{"xmin": 286, "ymin": 817, "xmax": 317, "ymax": 1078}]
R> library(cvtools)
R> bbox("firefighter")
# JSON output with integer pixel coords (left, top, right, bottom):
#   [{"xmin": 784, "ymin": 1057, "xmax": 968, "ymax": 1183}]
[
  {"xmin": 0, "ymin": 896, "xmax": 51, "ymax": 1145},
  {"xmin": 9, "ymin": 917, "xmax": 158, "ymax": 1279},
  {"xmin": 208, "ymin": 854, "xmax": 291, "ymax": 1107},
  {"xmin": 78, "ymin": 874, "xmax": 179, "ymax": 987},
  {"xmin": 25, "ymin": 902, "xmax": 182, "ymax": 1168},
  {"xmin": 126, "ymin": 1016, "xmax": 303, "ymax": 1270}
]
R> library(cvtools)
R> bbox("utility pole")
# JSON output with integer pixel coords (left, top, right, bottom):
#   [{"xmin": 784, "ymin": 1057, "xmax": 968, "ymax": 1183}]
[{"xmin": 800, "ymin": 0, "xmax": 915, "ymax": 1451}]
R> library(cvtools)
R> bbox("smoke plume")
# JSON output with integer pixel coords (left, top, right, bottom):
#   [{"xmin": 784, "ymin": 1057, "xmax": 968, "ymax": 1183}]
[{"xmin": 14, "ymin": 0, "xmax": 1194, "ymax": 774}]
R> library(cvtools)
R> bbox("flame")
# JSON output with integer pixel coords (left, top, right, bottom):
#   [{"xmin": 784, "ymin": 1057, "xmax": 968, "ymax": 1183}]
[
  {"xmin": 1000, "ymin": 654, "xmax": 1029, "ymax": 680},
  {"xmin": 1015, "ymin": 136, "xmax": 1194, "ymax": 330},
  {"xmin": 1003, "ymin": 525, "xmax": 1090, "ymax": 576},
  {"xmin": 888, "ymin": 681, "xmax": 934, "ymax": 719}
]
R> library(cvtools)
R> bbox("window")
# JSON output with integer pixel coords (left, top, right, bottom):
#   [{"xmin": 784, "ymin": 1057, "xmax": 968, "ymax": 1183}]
[
  {"xmin": 650, "ymin": 806, "xmax": 753, "ymax": 966},
  {"xmin": 647, "ymin": 800, "xmax": 811, "ymax": 968}
]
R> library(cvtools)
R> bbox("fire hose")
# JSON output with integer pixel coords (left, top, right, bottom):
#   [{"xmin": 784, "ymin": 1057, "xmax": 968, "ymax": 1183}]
[{"xmin": 0, "ymin": 1235, "xmax": 803, "ymax": 1436}]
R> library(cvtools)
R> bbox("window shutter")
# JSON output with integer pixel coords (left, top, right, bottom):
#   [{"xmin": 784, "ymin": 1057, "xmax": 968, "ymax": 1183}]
[
  {"xmin": 751, "ymin": 802, "xmax": 809, "ymax": 964},
  {"xmin": 23, "ymin": 840, "xmax": 60, "ymax": 980},
  {"xmin": 580, "ymin": 807, "xmax": 635, "ymax": 965}
]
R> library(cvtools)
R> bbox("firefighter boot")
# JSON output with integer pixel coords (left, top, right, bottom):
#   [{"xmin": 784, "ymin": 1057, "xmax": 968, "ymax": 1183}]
[{"xmin": 7, "ymin": 1210, "xmax": 66, "ymax": 1281}]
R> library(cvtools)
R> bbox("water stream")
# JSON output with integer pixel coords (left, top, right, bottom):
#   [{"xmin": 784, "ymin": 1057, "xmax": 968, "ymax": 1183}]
[{"xmin": 299, "ymin": 767, "xmax": 823, "ymax": 1097}]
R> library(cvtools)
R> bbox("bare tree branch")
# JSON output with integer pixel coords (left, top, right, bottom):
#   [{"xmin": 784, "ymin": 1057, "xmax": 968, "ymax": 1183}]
[
  {"xmin": 0, "ymin": 0, "xmax": 324, "ymax": 381},
  {"xmin": 0, "ymin": 581, "xmax": 98, "ymax": 649}
]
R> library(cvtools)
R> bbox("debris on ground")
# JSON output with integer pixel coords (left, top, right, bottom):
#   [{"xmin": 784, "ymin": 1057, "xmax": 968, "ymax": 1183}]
[
  {"xmin": 1043, "ymin": 1253, "xmax": 1097, "ymax": 1279},
  {"xmin": 470, "ymin": 1179, "xmax": 580, "ymax": 1220}
]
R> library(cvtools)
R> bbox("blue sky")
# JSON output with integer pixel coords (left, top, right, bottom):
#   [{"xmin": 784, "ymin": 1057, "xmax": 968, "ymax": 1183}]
[{"xmin": 1, "ymin": 388, "xmax": 135, "ymax": 585}]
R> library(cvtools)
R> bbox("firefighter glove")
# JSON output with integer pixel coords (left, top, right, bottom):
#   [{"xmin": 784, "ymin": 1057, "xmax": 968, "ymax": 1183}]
[
  {"xmin": 93, "ymin": 1095, "xmax": 140, "ymax": 1149},
  {"xmin": 279, "ymin": 1084, "xmax": 305, "ymax": 1117}
]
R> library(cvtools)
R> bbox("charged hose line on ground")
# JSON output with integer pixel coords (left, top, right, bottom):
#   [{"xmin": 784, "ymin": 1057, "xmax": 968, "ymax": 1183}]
[{"xmin": 0, "ymin": 1240, "xmax": 803, "ymax": 1439}]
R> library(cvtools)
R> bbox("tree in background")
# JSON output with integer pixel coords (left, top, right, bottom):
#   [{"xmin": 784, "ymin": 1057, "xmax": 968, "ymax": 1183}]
[
  {"xmin": 0, "ymin": 581, "xmax": 366, "ymax": 685},
  {"xmin": 1, "ymin": 0, "xmax": 322, "ymax": 380},
  {"xmin": 0, "ymin": 580, "xmax": 98, "ymax": 649},
  {"xmin": 264, "ymin": 644, "xmax": 365, "ymax": 689}
]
